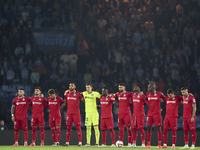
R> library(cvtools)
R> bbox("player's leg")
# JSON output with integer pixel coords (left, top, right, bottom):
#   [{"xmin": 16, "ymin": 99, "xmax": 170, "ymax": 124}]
[
  {"xmin": 145, "ymin": 116, "xmax": 153, "ymax": 148},
  {"xmin": 118, "ymin": 114, "xmax": 125, "ymax": 142},
  {"xmin": 138, "ymin": 115, "xmax": 145, "ymax": 147},
  {"xmin": 132, "ymin": 116, "xmax": 137, "ymax": 147},
  {"xmin": 38, "ymin": 116, "xmax": 45, "ymax": 146},
  {"xmin": 189, "ymin": 117, "xmax": 196, "ymax": 149},
  {"xmin": 162, "ymin": 118, "xmax": 169, "ymax": 148},
  {"xmin": 74, "ymin": 114, "xmax": 82, "ymax": 146},
  {"xmin": 55, "ymin": 117, "xmax": 61, "ymax": 145},
  {"xmin": 30, "ymin": 117, "xmax": 37, "ymax": 146},
  {"xmin": 100, "ymin": 118, "xmax": 107, "ymax": 146},
  {"xmin": 170, "ymin": 118, "xmax": 178, "ymax": 149},
  {"xmin": 93, "ymin": 112, "xmax": 100, "ymax": 146},
  {"xmin": 21, "ymin": 119, "xmax": 28, "ymax": 146},
  {"xmin": 49, "ymin": 118, "xmax": 56, "ymax": 145},
  {"xmin": 64, "ymin": 114, "xmax": 73, "ymax": 146},
  {"xmin": 180, "ymin": 118, "xmax": 189, "ymax": 149},
  {"xmin": 85, "ymin": 113, "xmax": 91, "ymax": 146},
  {"xmin": 153, "ymin": 114, "xmax": 162, "ymax": 148},
  {"xmin": 13, "ymin": 119, "xmax": 20, "ymax": 146},
  {"xmin": 108, "ymin": 118, "xmax": 115, "ymax": 146}
]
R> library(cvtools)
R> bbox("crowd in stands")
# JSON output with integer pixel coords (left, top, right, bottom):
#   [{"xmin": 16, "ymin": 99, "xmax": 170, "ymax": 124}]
[{"xmin": 0, "ymin": 0, "xmax": 200, "ymax": 127}]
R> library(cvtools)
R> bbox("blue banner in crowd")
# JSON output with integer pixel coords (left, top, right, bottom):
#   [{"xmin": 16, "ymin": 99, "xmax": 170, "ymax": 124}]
[{"xmin": 32, "ymin": 29, "xmax": 77, "ymax": 51}]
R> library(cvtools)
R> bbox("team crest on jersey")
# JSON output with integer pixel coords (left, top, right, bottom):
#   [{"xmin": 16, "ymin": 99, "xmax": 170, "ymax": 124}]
[
  {"xmin": 54, "ymin": 98, "xmax": 57, "ymax": 101},
  {"xmin": 91, "ymin": 94, "xmax": 94, "ymax": 96},
  {"xmin": 154, "ymin": 93, "xmax": 157, "ymax": 96},
  {"xmin": 186, "ymin": 98, "xmax": 188, "ymax": 100},
  {"xmin": 22, "ymin": 98, "xmax": 25, "ymax": 101},
  {"xmin": 106, "ymin": 98, "xmax": 108, "ymax": 100},
  {"xmin": 137, "ymin": 95, "xmax": 140, "ymax": 98},
  {"xmin": 39, "ymin": 98, "xmax": 41, "ymax": 101},
  {"xmin": 124, "ymin": 94, "xmax": 126, "ymax": 96},
  {"xmin": 74, "ymin": 94, "xmax": 76, "ymax": 96},
  {"xmin": 173, "ymin": 97, "xmax": 175, "ymax": 100}
]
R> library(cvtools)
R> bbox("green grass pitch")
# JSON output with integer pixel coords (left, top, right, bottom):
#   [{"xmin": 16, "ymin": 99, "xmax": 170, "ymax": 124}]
[{"xmin": 0, "ymin": 146, "xmax": 200, "ymax": 150}]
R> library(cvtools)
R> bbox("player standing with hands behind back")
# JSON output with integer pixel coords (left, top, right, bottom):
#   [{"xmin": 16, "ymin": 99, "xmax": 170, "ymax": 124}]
[
  {"xmin": 11, "ymin": 88, "xmax": 30, "ymax": 146},
  {"xmin": 180, "ymin": 87, "xmax": 196, "ymax": 149},
  {"xmin": 82, "ymin": 83, "xmax": 101, "ymax": 147},
  {"xmin": 47, "ymin": 89, "xmax": 64, "ymax": 146}
]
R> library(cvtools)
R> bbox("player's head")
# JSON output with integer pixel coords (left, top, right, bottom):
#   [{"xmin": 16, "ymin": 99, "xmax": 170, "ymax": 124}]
[
  {"xmin": 134, "ymin": 84, "xmax": 142, "ymax": 94},
  {"xmin": 118, "ymin": 83, "xmax": 125, "ymax": 93},
  {"xmin": 148, "ymin": 83, "xmax": 156, "ymax": 93},
  {"xmin": 86, "ymin": 83, "xmax": 92, "ymax": 93},
  {"xmin": 102, "ymin": 87, "xmax": 108, "ymax": 96},
  {"xmin": 181, "ymin": 87, "xmax": 188, "ymax": 97},
  {"xmin": 18, "ymin": 88, "xmax": 25, "ymax": 97},
  {"xmin": 69, "ymin": 82, "xmax": 76, "ymax": 91},
  {"xmin": 34, "ymin": 87, "xmax": 41, "ymax": 96},
  {"xmin": 48, "ymin": 89, "xmax": 56, "ymax": 99},
  {"xmin": 167, "ymin": 88, "xmax": 174, "ymax": 98}
]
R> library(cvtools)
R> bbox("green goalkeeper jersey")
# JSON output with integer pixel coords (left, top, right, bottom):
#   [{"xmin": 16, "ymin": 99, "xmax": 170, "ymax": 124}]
[{"xmin": 82, "ymin": 91, "xmax": 101, "ymax": 113}]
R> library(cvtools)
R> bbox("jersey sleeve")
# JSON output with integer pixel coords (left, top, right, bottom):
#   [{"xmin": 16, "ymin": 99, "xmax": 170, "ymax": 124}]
[
  {"xmin": 12, "ymin": 98, "xmax": 16, "ymax": 106},
  {"xmin": 59, "ymin": 97, "xmax": 64, "ymax": 103},
  {"xmin": 96, "ymin": 92, "xmax": 101, "ymax": 99},
  {"xmin": 163, "ymin": 97, "xmax": 167, "ymax": 102},
  {"xmin": 159, "ymin": 92, "xmax": 165, "ymax": 99},
  {"xmin": 189, "ymin": 95, "xmax": 196, "ymax": 104},
  {"xmin": 78, "ymin": 92, "xmax": 83, "ymax": 99},
  {"xmin": 178, "ymin": 96, "xmax": 183, "ymax": 102},
  {"xmin": 141, "ymin": 94, "xmax": 148, "ymax": 104}
]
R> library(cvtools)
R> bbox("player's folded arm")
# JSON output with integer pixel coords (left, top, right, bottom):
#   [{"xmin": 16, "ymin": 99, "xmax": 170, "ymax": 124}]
[{"xmin": 60, "ymin": 98, "xmax": 67, "ymax": 110}]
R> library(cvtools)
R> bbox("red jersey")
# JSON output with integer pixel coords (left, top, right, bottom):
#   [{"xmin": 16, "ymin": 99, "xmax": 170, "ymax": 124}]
[
  {"xmin": 115, "ymin": 91, "xmax": 133, "ymax": 114},
  {"xmin": 146, "ymin": 91, "xmax": 165, "ymax": 116},
  {"xmin": 164, "ymin": 96, "xmax": 182, "ymax": 118},
  {"xmin": 12, "ymin": 96, "xmax": 30, "ymax": 118},
  {"xmin": 29, "ymin": 96, "xmax": 47, "ymax": 117},
  {"xmin": 47, "ymin": 96, "xmax": 64, "ymax": 118},
  {"xmin": 64, "ymin": 90, "xmax": 83, "ymax": 114},
  {"xmin": 132, "ymin": 94, "xmax": 146, "ymax": 116},
  {"xmin": 100, "ymin": 95, "xmax": 115, "ymax": 118},
  {"xmin": 183, "ymin": 94, "xmax": 196, "ymax": 119}
]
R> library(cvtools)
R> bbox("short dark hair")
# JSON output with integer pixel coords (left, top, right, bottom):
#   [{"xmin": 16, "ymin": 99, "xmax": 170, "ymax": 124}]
[
  {"xmin": 181, "ymin": 87, "xmax": 188, "ymax": 91},
  {"xmin": 70, "ymin": 82, "xmax": 76, "ymax": 86},
  {"xmin": 167, "ymin": 89, "xmax": 174, "ymax": 94},
  {"xmin": 19, "ymin": 88, "xmax": 25, "ymax": 91},
  {"xmin": 35, "ymin": 87, "xmax": 41, "ymax": 91},
  {"xmin": 103, "ymin": 87, "xmax": 108, "ymax": 90},
  {"xmin": 86, "ymin": 83, "xmax": 92, "ymax": 87},
  {"xmin": 48, "ymin": 89, "xmax": 55, "ymax": 94},
  {"xmin": 135, "ymin": 84, "xmax": 142, "ymax": 91},
  {"xmin": 118, "ymin": 83, "xmax": 125, "ymax": 86}
]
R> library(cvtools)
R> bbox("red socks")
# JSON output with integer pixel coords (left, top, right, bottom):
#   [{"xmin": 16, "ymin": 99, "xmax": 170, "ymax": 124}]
[
  {"xmin": 184, "ymin": 130, "xmax": 189, "ymax": 145},
  {"xmin": 163, "ymin": 129, "xmax": 168, "ymax": 145},
  {"xmin": 66, "ymin": 126, "xmax": 72, "ymax": 143},
  {"xmin": 24, "ymin": 130, "xmax": 28, "ymax": 143},
  {"xmin": 56, "ymin": 128, "xmax": 61, "ymax": 143},
  {"xmin": 132, "ymin": 128, "xmax": 137, "ymax": 144},
  {"xmin": 40, "ymin": 127, "xmax": 45, "ymax": 143},
  {"xmin": 157, "ymin": 130, "xmax": 162, "ymax": 145},
  {"xmin": 172, "ymin": 130, "xmax": 176, "ymax": 145},
  {"xmin": 191, "ymin": 130, "xmax": 196, "ymax": 145},
  {"xmin": 119, "ymin": 129, "xmax": 124, "ymax": 141},
  {"xmin": 110, "ymin": 130, "xmax": 115, "ymax": 145},
  {"xmin": 139, "ymin": 128, "xmax": 145, "ymax": 144},
  {"xmin": 147, "ymin": 131, "xmax": 151, "ymax": 145},
  {"xmin": 51, "ymin": 128, "xmax": 56, "ymax": 143},
  {"xmin": 76, "ymin": 125, "xmax": 82, "ymax": 143},
  {"xmin": 14, "ymin": 130, "xmax": 19, "ymax": 143},
  {"xmin": 102, "ymin": 131, "xmax": 106, "ymax": 145},
  {"xmin": 32, "ymin": 127, "xmax": 37, "ymax": 143},
  {"xmin": 127, "ymin": 129, "xmax": 132, "ymax": 144}
]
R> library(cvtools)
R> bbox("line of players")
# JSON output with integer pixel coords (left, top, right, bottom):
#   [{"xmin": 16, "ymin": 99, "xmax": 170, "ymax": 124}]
[{"xmin": 11, "ymin": 82, "xmax": 196, "ymax": 149}]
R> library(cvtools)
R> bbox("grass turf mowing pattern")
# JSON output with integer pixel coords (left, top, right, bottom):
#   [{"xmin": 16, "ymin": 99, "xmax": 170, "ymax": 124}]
[{"xmin": 0, "ymin": 146, "xmax": 200, "ymax": 150}]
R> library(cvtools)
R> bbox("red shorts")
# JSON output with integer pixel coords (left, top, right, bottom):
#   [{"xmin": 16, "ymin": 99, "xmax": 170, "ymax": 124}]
[
  {"xmin": 49, "ymin": 117, "xmax": 61, "ymax": 128},
  {"xmin": 146, "ymin": 114, "xmax": 162, "ymax": 127},
  {"xmin": 66, "ymin": 113, "xmax": 81, "ymax": 126},
  {"xmin": 183, "ymin": 118, "xmax": 196, "ymax": 131},
  {"xmin": 14, "ymin": 117, "xmax": 28, "ymax": 131},
  {"xmin": 118, "ymin": 113, "xmax": 131, "ymax": 129},
  {"xmin": 163, "ymin": 117, "xmax": 177, "ymax": 130},
  {"xmin": 101, "ymin": 117, "xmax": 114, "ymax": 130},
  {"xmin": 132, "ymin": 115, "xmax": 145, "ymax": 129},
  {"xmin": 31, "ymin": 116, "xmax": 45, "ymax": 127}
]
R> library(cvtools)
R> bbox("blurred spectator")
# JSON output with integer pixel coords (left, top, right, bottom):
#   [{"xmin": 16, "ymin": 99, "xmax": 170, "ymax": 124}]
[
  {"xmin": 0, "ymin": 120, "xmax": 8, "ymax": 130},
  {"xmin": 70, "ymin": 53, "xmax": 78, "ymax": 77},
  {"xmin": 6, "ymin": 67, "xmax": 14, "ymax": 84},
  {"xmin": 30, "ymin": 69, "xmax": 40, "ymax": 86},
  {"xmin": 21, "ymin": 66, "xmax": 29, "ymax": 84}
]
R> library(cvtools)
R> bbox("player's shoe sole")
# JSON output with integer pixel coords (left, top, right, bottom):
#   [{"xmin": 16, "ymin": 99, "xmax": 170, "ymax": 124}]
[
  {"xmin": 12, "ymin": 143, "xmax": 18, "ymax": 146},
  {"xmin": 162, "ymin": 145, "xmax": 167, "ymax": 148},
  {"xmin": 29, "ymin": 143, "xmax": 36, "ymax": 146},
  {"xmin": 144, "ymin": 145, "xmax": 151, "ymax": 148},
  {"xmin": 84, "ymin": 143, "xmax": 91, "ymax": 147}
]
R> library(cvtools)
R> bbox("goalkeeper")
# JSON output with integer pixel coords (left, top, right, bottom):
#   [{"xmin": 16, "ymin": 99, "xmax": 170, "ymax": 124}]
[{"xmin": 82, "ymin": 83, "xmax": 101, "ymax": 147}]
